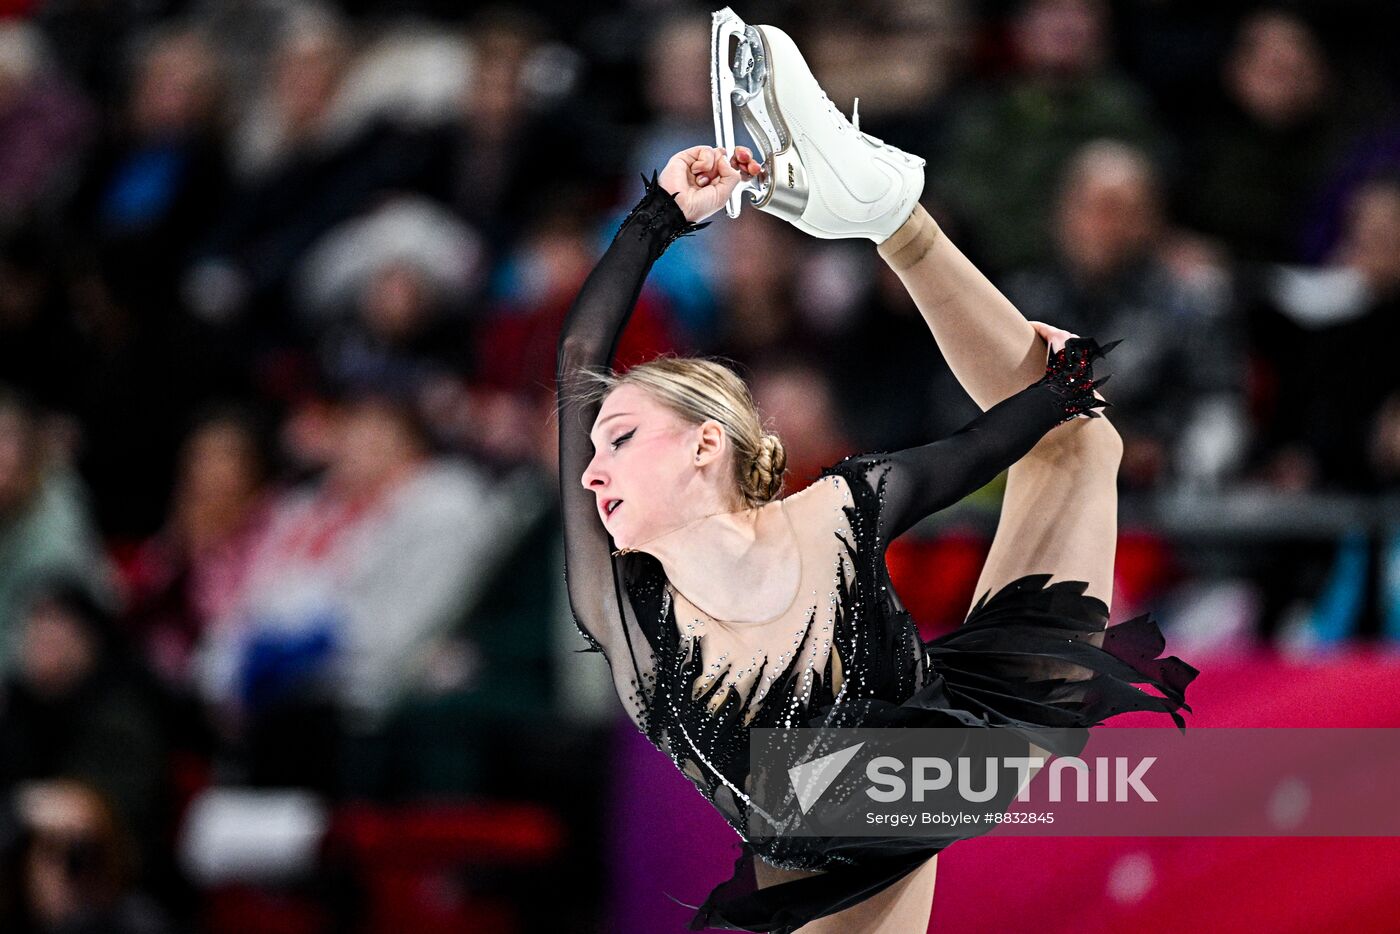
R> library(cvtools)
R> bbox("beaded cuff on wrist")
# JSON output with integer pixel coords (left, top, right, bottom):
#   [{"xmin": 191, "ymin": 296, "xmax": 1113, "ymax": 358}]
[
  {"xmin": 614, "ymin": 170, "xmax": 711, "ymax": 253},
  {"xmin": 1037, "ymin": 336, "xmax": 1122, "ymax": 424}
]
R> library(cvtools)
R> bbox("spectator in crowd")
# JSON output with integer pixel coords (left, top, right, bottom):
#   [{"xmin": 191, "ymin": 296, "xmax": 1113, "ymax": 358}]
[
  {"xmin": 801, "ymin": 0, "xmax": 971, "ymax": 158},
  {"xmin": 122, "ymin": 407, "xmax": 276, "ymax": 691},
  {"xmin": 1003, "ymin": 140, "xmax": 1249, "ymax": 490},
  {"xmin": 0, "ymin": 580, "xmax": 166, "ymax": 858},
  {"xmin": 0, "ymin": 779, "xmax": 170, "ymax": 934},
  {"xmin": 1184, "ymin": 9, "xmax": 1379, "ymax": 264},
  {"xmin": 55, "ymin": 27, "xmax": 232, "ymax": 535},
  {"xmin": 72, "ymin": 24, "xmax": 228, "ymax": 312},
  {"xmin": 0, "ymin": 390, "xmax": 114, "ymax": 673},
  {"xmin": 65, "ymin": 26, "xmax": 243, "ymax": 459},
  {"xmin": 227, "ymin": 5, "xmax": 351, "ymax": 181},
  {"xmin": 1249, "ymin": 175, "xmax": 1400, "ymax": 492},
  {"xmin": 296, "ymin": 196, "xmax": 482, "ymax": 407},
  {"xmin": 445, "ymin": 8, "xmax": 606, "ymax": 247},
  {"xmin": 0, "ymin": 23, "xmax": 93, "ymax": 235},
  {"xmin": 187, "ymin": 9, "xmax": 465, "ymax": 326},
  {"xmin": 630, "ymin": 13, "xmax": 713, "ymax": 193},
  {"xmin": 819, "ymin": 234, "xmax": 984, "ymax": 453},
  {"xmin": 935, "ymin": 0, "xmax": 1165, "ymax": 273},
  {"xmin": 196, "ymin": 389, "xmax": 523, "ymax": 785},
  {"xmin": 1303, "ymin": 113, "xmax": 1400, "ymax": 264}
]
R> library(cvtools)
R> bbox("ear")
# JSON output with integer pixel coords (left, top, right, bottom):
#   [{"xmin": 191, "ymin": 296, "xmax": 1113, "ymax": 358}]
[{"xmin": 693, "ymin": 420, "xmax": 727, "ymax": 467}]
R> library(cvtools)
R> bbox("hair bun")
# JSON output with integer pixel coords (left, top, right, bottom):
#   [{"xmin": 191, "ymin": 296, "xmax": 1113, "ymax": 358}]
[{"xmin": 748, "ymin": 433, "xmax": 787, "ymax": 504}]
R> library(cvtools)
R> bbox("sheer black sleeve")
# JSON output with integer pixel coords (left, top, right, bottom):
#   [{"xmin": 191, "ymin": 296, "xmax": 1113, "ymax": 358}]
[
  {"xmin": 555, "ymin": 173, "xmax": 708, "ymax": 658},
  {"xmin": 823, "ymin": 337, "xmax": 1121, "ymax": 549}
]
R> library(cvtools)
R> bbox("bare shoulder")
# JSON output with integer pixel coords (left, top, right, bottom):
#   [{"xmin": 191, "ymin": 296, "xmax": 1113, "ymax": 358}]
[{"xmin": 780, "ymin": 474, "xmax": 854, "ymax": 519}]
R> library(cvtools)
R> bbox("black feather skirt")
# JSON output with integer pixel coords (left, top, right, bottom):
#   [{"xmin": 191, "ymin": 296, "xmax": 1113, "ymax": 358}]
[{"xmin": 682, "ymin": 573, "xmax": 1200, "ymax": 933}]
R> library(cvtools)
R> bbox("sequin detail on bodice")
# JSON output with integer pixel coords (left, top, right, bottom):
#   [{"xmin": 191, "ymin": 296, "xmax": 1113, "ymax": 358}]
[{"xmin": 628, "ymin": 468, "xmax": 928, "ymax": 846}]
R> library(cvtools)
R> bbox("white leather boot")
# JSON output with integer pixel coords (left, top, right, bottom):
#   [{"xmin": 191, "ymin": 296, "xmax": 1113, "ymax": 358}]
[{"xmin": 711, "ymin": 7, "xmax": 925, "ymax": 244}]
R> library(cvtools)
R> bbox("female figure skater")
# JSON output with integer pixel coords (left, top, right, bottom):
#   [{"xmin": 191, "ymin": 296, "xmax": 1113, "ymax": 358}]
[{"xmin": 556, "ymin": 23, "xmax": 1197, "ymax": 933}]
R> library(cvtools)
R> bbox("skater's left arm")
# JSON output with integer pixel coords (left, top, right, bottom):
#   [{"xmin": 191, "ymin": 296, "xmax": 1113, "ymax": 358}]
[{"xmin": 833, "ymin": 337, "xmax": 1118, "ymax": 547}]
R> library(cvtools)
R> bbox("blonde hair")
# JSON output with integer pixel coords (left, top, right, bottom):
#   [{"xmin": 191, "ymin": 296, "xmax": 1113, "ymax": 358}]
[{"xmin": 578, "ymin": 356, "xmax": 786, "ymax": 507}]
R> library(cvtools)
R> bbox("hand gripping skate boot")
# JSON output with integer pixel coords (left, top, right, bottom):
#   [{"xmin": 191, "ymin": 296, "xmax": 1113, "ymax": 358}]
[{"xmin": 710, "ymin": 7, "xmax": 925, "ymax": 243}]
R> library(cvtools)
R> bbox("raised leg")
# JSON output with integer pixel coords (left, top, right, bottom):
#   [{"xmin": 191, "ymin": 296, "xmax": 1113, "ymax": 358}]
[
  {"xmin": 877, "ymin": 204, "xmax": 1044, "ymax": 410},
  {"xmin": 877, "ymin": 204, "xmax": 1123, "ymax": 611}
]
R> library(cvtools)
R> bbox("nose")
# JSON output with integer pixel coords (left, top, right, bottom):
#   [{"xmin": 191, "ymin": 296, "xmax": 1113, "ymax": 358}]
[{"xmin": 581, "ymin": 453, "xmax": 606, "ymax": 491}]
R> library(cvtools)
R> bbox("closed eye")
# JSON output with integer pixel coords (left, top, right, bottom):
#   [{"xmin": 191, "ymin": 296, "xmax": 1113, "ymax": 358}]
[{"xmin": 610, "ymin": 428, "xmax": 637, "ymax": 451}]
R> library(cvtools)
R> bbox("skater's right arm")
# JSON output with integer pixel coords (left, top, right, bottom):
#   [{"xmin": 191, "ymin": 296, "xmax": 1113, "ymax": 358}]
[{"xmin": 555, "ymin": 146, "xmax": 759, "ymax": 655}]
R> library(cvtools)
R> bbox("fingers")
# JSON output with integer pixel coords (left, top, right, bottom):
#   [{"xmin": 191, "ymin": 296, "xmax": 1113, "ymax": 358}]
[
  {"xmin": 715, "ymin": 147, "xmax": 739, "ymax": 178},
  {"xmin": 730, "ymin": 145, "xmax": 764, "ymax": 178},
  {"xmin": 1026, "ymin": 320, "xmax": 1080, "ymax": 357},
  {"xmin": 692, "ymin": 146, "xmax": 734, "ymax": 187},
  {"xmin": 675, "ymin": 144, "xmax": 765, "ymax": 192},
  {"xmin": 676, "ymin": 144, "xmax": 713, "ymax": 165},
  {"xmin": 690, "ymin": 148, "xmax": 712, "ymax": 183},
  {"xmin": 692, "ymin": 147, "xmax": 717, "ymax": 183},
  {"xmin": 1027, "ymin": 320, "xmax": 1078, "ymax": 342}
]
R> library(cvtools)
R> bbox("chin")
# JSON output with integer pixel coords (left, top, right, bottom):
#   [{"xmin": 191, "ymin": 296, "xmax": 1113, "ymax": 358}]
[
  {"xmin": 610, "ymin": 519, "xmax": 652, "ymax": 552},
  {"xmin": 608, "ymin": 523, "xmax": 634, "ymax": 550}
]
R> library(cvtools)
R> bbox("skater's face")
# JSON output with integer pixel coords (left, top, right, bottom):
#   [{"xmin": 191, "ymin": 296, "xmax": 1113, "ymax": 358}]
[{"xmin": 582, "ymin": 384, "xmax": 732, "ymax": 550}]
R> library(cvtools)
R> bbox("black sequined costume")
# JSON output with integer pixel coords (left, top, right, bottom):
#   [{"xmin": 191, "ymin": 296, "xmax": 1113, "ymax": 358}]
[{"xmin": 556, "ymin": 174, "xmax": 1199, "ymax": 933}]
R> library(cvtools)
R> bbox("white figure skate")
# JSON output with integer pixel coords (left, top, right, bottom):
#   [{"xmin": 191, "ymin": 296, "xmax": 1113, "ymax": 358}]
[{"xmin": 710, "ymin": 7, "xmax": 925, "ymax": 243}]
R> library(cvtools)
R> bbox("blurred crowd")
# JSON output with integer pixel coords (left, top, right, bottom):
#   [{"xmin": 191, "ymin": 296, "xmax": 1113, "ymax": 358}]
[{"xmin": 0, "ymin": 0, "xmax": 1398, "ymax": 930}]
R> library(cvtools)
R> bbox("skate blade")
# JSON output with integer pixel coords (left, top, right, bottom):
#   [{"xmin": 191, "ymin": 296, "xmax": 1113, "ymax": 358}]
[{"xmin": 711, "ymin": 7, "xmax": 786, "ymax": 218}]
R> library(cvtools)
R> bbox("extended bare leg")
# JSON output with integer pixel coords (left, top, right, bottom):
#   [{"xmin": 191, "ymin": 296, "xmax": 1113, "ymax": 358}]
[
  {"xmin": 877, "ymin": 205, "xmax": 1044, "ymax": 409},
  {"xmin": 877, "ymin": 205, "xmax": 1123, "ymax": 610}
]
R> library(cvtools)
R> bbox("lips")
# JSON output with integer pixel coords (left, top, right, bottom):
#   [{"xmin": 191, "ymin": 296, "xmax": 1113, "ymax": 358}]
[{"xmin": 601, "ymin": 498, "xmax": 624, "ymax": 521}]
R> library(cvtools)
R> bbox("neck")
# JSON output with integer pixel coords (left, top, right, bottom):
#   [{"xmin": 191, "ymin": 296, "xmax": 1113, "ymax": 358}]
[
  {"xmin": 640, "ymin": 500, "xmax": 800, "ymax": 624},
  {"xmin": 643, "ymin": 505, "xmax": 761, "ymax": 569}
]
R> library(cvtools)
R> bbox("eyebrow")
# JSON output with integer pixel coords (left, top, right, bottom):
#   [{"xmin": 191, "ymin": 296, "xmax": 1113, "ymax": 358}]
[{"xmin": 589, "ymin": 412, "xmax": 636, "ymax": 445}]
